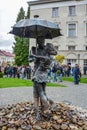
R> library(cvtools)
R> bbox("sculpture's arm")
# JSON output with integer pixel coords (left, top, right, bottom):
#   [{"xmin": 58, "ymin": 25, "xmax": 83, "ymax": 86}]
[{"xmin": 30, "ymin": 46, "xmax": 50, "ymax": 60}]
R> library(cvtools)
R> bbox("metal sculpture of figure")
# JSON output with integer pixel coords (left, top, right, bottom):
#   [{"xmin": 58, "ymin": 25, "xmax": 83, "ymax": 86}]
[
  {"xmin": 10, "ymin": 15, "xmax": 61, "ymax": 121},
  {"xmin": 31, "ymin": 36, "xmax": 57, "ymax": 120}
]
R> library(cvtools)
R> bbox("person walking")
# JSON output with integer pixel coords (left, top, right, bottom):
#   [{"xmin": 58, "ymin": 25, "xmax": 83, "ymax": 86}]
[
  {"xmin": 73, "ymin": 64, "xmax": 81, "ymax": 85},
  {"xmin": 56, "ymin": 65, "xmax": 63, "ymax": 82}
]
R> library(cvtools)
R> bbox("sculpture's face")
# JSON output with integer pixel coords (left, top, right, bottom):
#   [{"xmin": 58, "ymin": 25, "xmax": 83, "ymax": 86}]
[{"xmin": 45, "ymin": 43, "xmax": 57, "ymax": 55}]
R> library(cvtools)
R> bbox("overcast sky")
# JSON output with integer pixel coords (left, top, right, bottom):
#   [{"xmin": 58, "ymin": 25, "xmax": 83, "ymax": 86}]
[{"xmin": 0, "ymin": 0, "xmax": 34, "ymax": 52}]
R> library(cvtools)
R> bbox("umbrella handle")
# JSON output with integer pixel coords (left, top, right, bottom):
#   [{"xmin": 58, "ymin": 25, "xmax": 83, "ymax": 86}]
[{"xmin": 36, "ymin": 39, "xmax": 38, "ymax": 55}]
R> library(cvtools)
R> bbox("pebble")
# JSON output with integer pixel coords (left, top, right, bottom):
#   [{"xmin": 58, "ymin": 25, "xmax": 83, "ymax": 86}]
[{"xmin": 0, "ymin": 101, "xmax": 87, "ymax": 130}]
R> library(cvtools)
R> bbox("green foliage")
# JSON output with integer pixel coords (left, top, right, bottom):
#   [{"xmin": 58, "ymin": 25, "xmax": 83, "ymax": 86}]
[
  {"xmin": 16, "ymin": 7, "xmax": 25, "ymax": 22},
  {"xmin": 13, "ymin": 7, "xmax": 30, "ymax": 66},
  {"xmin": 13, "ymin": 38, "xmax": 29, "ymax": 66}
]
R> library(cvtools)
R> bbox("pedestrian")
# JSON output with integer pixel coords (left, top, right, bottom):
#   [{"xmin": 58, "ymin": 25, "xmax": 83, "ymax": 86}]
[
  {"xmin": 73, "ymin": 64, "xmax": 81, "ymax": 85},
  {"xmin": 56, "ymin": 65, "xmax": 63, "ymax": 82},
  {"xmin": 12, "ymin": 65, "xmax": 17, "ymax": 78},
  {"xmin": 47, "ymin": 68, "xmax": 51, "ymax": 82},
  {"xmin": 66, "ymin": 64, "xmax": 71, "ymax": 77},
  {"xmin": 21, "ymin": 65, "xmax": 25, "ymax": 79},
  {"xmin": 17, "ymin": 66, "xmax": 21, "ymax": 78},
  {"xmin": 51, "ymin": 63, "xmax": 57, "ymax": 82}
]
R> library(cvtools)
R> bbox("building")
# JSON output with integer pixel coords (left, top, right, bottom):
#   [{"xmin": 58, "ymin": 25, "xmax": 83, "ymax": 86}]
[
  {"xmin": 0, "ymin": 50, "xmax": 15, "ymax": 66},
  {"xmin": 28, "ymin": 0, "xmax": 87, "ymax": 72}
]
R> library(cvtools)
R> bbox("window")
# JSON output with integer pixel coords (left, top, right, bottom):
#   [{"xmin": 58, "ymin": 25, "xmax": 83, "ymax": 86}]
[
  {"xmin": 86, "ymin": 46, "xmax": 87, "ymax": 50},
  {"xmin": 68, "ymin": 24, "xmax": 76, "ymax": 37},
  {"xmin": 52, "ymin": 7, "xmax": 59, "ymax": 18},
  {"xmin": 69, "ymin": 6, "xmax": 76, "ymax": 16},
  {"xmin": 68, "ymin": 46, "xmax": 75, "ymax": 50},
  {"xmin": 84, "ymin": 59, "xmax": 87, "ymax": 66},
  {"xmin": 67, "ymin": 59, "xmax": 76, "ymax": 64}
]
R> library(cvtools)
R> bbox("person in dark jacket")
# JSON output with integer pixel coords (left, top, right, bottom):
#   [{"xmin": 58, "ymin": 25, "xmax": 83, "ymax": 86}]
[{"xmin": 73, "ymin": 64, "xmax": 80, "ymax": 85}]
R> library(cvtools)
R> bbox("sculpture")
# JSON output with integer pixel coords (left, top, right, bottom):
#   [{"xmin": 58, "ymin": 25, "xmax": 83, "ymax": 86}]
[
  {"xmin": 31, "ymin": 36, "xmax": 57, "ymax": 120},
  {"xmin": 10, "ymin": 16, "xmax": 61, "ymax": 121}
]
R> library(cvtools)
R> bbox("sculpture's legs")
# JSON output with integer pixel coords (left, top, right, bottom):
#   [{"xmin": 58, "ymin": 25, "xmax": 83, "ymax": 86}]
[
  {"xmin": 34, "ymin": 97, "xmax": 39, "ymax": 108},
  {"xmin": 33, "ymin": 97, "xmax": 42, "ymax": 121},
  {"xmin": 42, "ymin": 83, "xmax": 54, "ymax": 106},
  {"xmin": 33, "ymin": 82, "xmax": 42, "ymax": 121},
  {"xmin": 33, "ymin": 81, "xmax": 52, "ymax": 121},
  {"xmin": 37, "ymin": 83, "xmax": 49, "ymax": 110},
  {"xmin": 38, "ymin": 83, "xmax": 52, "ymax": 120}
]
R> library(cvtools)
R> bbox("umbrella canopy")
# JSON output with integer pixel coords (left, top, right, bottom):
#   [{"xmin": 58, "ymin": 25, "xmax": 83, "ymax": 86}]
[{"xmin": 10, "ymin": 18, "xmax": 62, "ymax": 39}]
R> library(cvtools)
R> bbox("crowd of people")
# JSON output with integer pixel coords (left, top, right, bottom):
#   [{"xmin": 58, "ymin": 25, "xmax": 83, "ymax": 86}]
[
  {"xmin": 47, "ymin": 63, "xmax": 81, "ymax": 84},
  {"xmin": 0, "ymin": 65, "xmax": 32, "ymax": 79},
  {"xmin": 0, "ymin": 62, "xmax": 82, "ymax": 85}
]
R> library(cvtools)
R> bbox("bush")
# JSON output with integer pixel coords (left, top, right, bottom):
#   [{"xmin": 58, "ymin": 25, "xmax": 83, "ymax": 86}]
[{"xmin": 0, "ymin": 72, "xmax": 3, "ymax": 78}]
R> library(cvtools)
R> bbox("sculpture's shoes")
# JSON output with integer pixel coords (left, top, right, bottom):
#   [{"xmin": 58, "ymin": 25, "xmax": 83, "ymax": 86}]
[
  {"xmin": 48, "ymin": 98, "xmax": 54, "ymax": 105},
  {"xmin": 35, "ymin": 110, "xmax": 42, "ymax": 121},
  {"xmin": 43, "ymin": 112, "xmax": 52, "ymax": 121},
  {"xmin": 42, "ymin": 110, "xmax": 52, "ymax": 121}
]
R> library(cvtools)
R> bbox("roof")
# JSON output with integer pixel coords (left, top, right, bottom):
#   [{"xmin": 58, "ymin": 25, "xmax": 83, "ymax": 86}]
[
  {"xmin": 27, "ymin": 0, "xmax": 74, "ymax": 6},
  {"xmin": 0, "ymin": 50, "xmax": 15, "ymax": 57}
]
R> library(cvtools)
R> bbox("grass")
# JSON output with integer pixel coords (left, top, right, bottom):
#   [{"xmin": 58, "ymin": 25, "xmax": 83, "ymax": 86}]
[
  {"xmin": 0, "ymin": 78, "xmax": 66, "ymax": 88},
  {"xmin": 63, "ymin": 77, "xmax": 87, "ymax": 83},
  {"xmin": 0, "ymin": 76, "xmax": 86, "ymax": 88}
]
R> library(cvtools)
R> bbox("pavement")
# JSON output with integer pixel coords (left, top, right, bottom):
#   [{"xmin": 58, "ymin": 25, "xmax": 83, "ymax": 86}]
[{"xmin": 0, "ymin": 81, "xmax": 87, "ymax": 110}]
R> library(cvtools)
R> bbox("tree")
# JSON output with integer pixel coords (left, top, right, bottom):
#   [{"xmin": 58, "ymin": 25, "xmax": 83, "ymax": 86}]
[
  {"xmin": 13, "ymin": 37, "xmax": 29, "ymax": 66},
  {"xmin": 16, "ymin": 7, "xmax": 25, "ymax": 22},
  {"xmin": 13, "ymin": 7, "xmax": 30, "ymax": 66}
]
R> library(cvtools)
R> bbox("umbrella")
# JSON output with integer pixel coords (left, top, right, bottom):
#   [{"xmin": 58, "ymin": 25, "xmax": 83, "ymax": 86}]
[{"xmin": 10, "ymin": 18, "xmax": 62, "ymax": 39}]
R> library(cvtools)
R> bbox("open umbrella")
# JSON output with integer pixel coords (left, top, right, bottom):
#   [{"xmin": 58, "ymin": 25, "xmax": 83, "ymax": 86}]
[{"xmin": 10, "ymin": 17, "xmax": 62, "ymax": 39}]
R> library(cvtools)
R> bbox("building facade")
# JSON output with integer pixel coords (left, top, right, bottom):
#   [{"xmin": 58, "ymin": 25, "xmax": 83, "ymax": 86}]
[
  {"xmin": 0, "ymin": 50, "xmax": 15, "ymax": 66},
  {"xmin": 28, "ymin": 0, "xmax": 87, "ymax": 72}
]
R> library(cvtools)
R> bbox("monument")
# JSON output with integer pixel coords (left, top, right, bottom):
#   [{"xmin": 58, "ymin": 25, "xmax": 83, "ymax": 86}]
[{"xmin": 30, "ymin": 36, "xmax": 57, "ymax": 120}]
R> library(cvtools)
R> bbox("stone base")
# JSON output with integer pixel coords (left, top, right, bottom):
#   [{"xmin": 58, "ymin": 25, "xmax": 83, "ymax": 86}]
[{"xmin": 0, "ymin": 101, "xmax": 87, "ymax": 130}]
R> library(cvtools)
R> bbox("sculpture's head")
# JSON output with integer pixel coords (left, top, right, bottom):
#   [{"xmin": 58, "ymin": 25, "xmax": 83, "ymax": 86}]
[{"xmin": 45, "ymin": 43, "xmax": 57, "ymax": 55}]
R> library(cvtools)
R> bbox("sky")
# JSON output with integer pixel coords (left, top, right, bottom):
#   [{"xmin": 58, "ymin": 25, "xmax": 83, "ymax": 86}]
[{"xmin": 0, "ymin": 0, "xmax": 35, "ymax": 52}]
